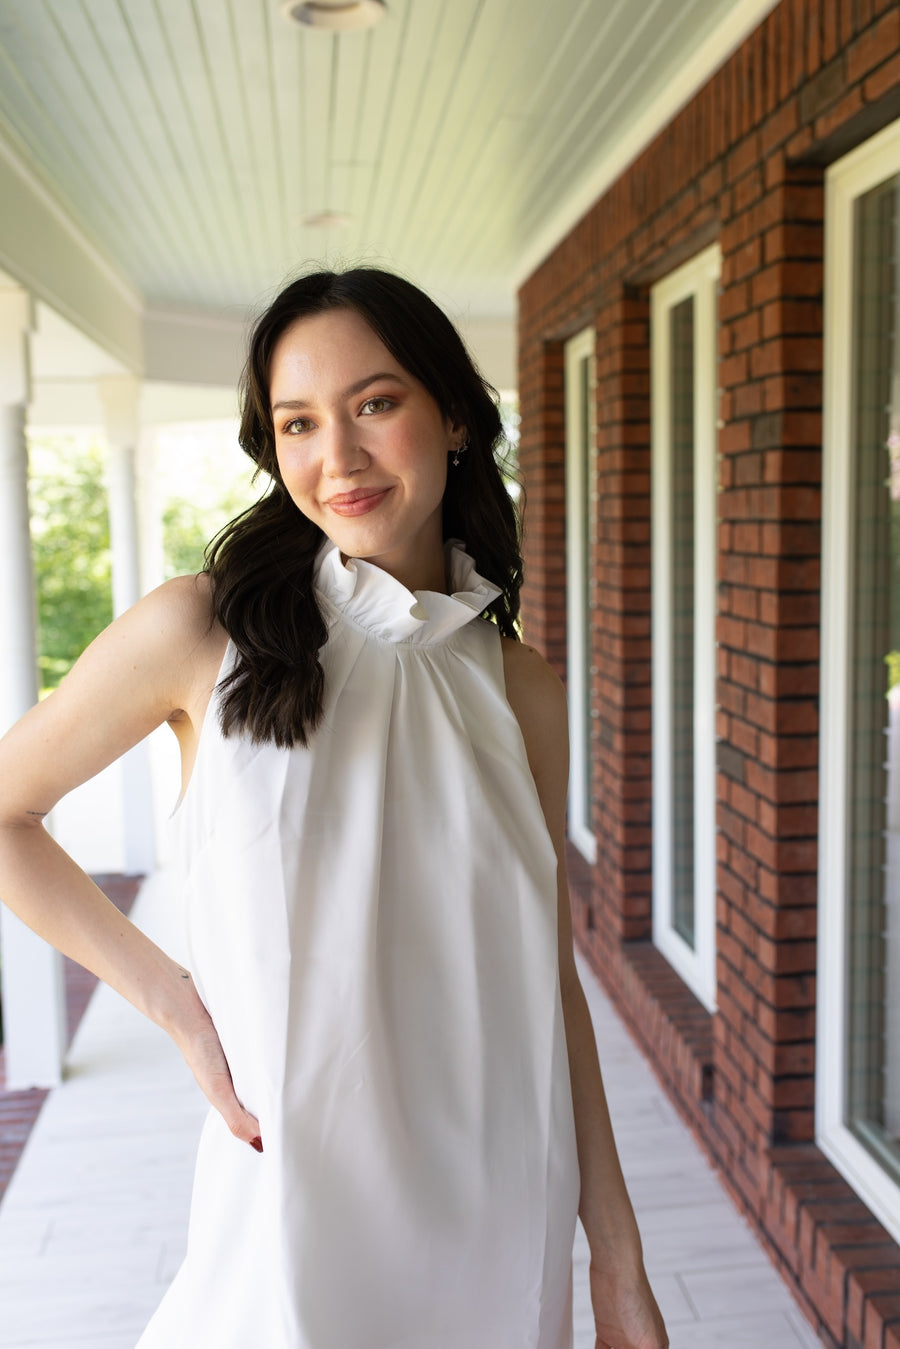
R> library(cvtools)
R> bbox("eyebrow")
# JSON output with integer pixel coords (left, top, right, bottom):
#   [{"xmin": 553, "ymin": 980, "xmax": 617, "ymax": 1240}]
[{"xmin": 271, "ymin": 371, "xmax": 406, "ymax": 414}]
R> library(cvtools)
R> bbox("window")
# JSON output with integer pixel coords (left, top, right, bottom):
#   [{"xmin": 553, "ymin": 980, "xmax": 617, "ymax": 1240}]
[
  {"xmin": 565, "ymin": 329, "xmax": 597, "ymax": 863},
  {"xmin": 651, "ymin": 244, "xmax": 720, "ymax": 1011},
  {"xmin": 819, "ymin": 119, "xmax": 900, "ymax": 1242}
]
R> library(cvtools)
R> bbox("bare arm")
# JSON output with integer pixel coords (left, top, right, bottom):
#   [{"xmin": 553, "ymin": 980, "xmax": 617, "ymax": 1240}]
[
  {"xmin": 0, "ymin": 577, "xmax": 261, "ymax": 1150},
  {"xmin": 502, "ymin": 639, "xmax": 667, "ymax": 1349}
]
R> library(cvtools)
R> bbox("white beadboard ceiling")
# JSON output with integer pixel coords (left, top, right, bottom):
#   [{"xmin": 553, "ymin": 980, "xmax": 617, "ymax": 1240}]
[{"xmin": 0, "ymin": 0, "xmax": 775, "ymax": 328}]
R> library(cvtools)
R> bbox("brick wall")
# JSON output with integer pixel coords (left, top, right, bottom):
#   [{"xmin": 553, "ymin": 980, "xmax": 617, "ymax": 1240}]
[
  {"xmin": 517, "ymin": 2, "xmax": 900, "ymax": 1345},
  {"xmin": 518, "ymin": 340, "xmax": 566, "ymax": 665}
]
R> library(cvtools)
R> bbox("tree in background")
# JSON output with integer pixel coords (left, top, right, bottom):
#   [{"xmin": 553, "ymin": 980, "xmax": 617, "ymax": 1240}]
[
  {"xmin": 29, "ymin": 434, "xmax": 112, "ymax": 692},
  {"xmin": 29, "ymin": 425, "xmax": 257, "ymax": 692},
  {"xmin": 162, "ymin": 482, "xmax": 255, "ymax": 579},
  {"xmin": 155, "ymin": 422, "xmax": 258, "ymax": 582}
]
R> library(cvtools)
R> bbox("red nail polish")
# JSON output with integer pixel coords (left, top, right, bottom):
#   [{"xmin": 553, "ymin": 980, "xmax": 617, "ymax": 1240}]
[{"xmin": 250, "ymin": 1136, "xmax": 263, "ymax": 1153}]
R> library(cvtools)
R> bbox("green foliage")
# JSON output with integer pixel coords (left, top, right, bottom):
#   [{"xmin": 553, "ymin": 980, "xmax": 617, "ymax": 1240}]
[
  {"xmin": 29, "ymin": 435, "xmax": 112, "ymax": 691},
  {"xmin": 162, "ymin": 483, "xmax": 254, "ymax": 580},
  {"xmin": 27, "ymin": 427, "xmax": 256, "ymax": 692},
  {"xmin": 156, "ymin": 423, "xmax": 259, "ymax": 581},
  {"xmin": 887, "ymin": 650, "xmax": 900, "ymax": 693}
]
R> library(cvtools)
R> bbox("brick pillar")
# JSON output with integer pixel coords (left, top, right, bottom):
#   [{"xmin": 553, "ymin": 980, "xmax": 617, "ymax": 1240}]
[
  {"xmin": 591, "ymin": 289, "xmax": 653, "ymax": 946},
  {"xmin": 715, "ymin": 152, "xmax": 824, "ymax": 1198},
  {"xmin": 518, "ymin": 339, "xmax": 566, "ymax": 673}
]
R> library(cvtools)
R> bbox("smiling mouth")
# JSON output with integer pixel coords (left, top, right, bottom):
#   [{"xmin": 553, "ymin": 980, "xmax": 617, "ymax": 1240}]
[{"xmin": 325, "ymin": 487, "xmax": 392, "ymax": 517}]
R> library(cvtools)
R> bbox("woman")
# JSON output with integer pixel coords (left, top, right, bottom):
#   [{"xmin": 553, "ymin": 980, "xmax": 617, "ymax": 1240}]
[{"xmin": 0, "ymin": 268, "xmax": 667, "ymax": 1349}]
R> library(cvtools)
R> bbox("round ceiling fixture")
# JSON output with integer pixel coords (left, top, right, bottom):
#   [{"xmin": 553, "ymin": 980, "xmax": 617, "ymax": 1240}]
[{"xmin": 280, "ymin": 1, "xmax": 386, "ymax": 30}]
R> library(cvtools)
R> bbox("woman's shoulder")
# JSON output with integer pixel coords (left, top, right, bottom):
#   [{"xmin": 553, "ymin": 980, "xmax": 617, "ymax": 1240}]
[
  {"xmin": 500, "ymin": 636, "xmax": 565, "ymax": 699},
  {"xmin": 500, "ymin": 637, "xmax": 569, "ymax": 816},
  {"xmin": 139, "ymin": 572, "xmax": 229, "ymax": 688},
  {"xmin": 128, "ymin": 571, "xmax": 219, "ymax": 640},
  {"xmin": 148, "ymin": 570, "xmax": 213, "ymax": 622},
  {"xmin": 67, "ymin": 572, "xmax": 228, "ymax": 712},
  {"xmin": 500, "ymin": 637, "xmax": 567, "ymax": 739}
]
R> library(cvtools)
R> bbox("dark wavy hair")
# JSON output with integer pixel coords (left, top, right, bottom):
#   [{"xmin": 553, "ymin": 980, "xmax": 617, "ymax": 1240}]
[{"xmin": 205, "ymin": 266, "xmax": 523, "ymax": 748}]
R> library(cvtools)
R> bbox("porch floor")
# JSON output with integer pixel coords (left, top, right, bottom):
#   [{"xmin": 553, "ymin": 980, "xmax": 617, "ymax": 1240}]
[{"xmin": 0, "ymin": 870, "xmax": 824, "ymax": 1348}]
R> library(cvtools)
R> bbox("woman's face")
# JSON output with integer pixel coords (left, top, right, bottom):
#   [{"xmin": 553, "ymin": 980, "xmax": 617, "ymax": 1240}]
[{"xmin": 269, "ymin": 307, "xmax": 464, "ymax": 592}]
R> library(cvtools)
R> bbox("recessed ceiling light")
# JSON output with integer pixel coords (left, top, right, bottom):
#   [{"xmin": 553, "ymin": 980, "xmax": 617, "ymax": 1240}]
[
  {"xmin": 300, "ymin": 210, "xmax": 353, "ymax": 228},
  {"xmin": 280, "ymin": 1, "xmax": 386, "ymax": 31}
]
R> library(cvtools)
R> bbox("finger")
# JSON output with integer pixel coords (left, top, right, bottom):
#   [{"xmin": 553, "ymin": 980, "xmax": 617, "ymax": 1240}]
[
  {"xmin": 201, "ymin": 1065, "xmax": 262, "ymax": 1150},
  {"xmin": 164, "ymin": 981, "xmax": 266, "ymax": 1152},
  {"xmin": 213, "ymin": 1094, "xmax": 264, "ymax": 1153}
]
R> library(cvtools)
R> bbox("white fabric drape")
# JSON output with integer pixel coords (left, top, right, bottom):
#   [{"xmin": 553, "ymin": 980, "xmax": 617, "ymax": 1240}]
[{"xmin": 138, "ymin": 542, "xmax": 579, "ymax": 1348}]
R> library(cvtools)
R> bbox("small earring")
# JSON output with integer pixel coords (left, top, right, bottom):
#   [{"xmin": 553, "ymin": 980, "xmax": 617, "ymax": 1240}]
[{"xmin": 452, "ymin": 439, "xmax": 469, "ymax": 468}]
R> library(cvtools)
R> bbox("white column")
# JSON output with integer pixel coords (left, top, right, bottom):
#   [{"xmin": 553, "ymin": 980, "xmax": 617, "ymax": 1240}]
[
  {"xmin": 98, "ymin": 376, "xmax": 156, "ymax": 874},
  {"xmin": 99, "ymin": 376, "xmax": 142, "ymax": 616},
  {"xmin": 0, "ymin": 287, "xmax": 66, "ymax": 1089},
  {"xmin": 138, "ymin": 428, "xmax": 166, "ymax": 595}
]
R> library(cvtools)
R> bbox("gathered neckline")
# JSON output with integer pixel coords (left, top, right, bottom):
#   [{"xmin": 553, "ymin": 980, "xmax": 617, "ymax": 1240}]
[{"xmin": 313, "ymin": 539, "xmax": 502, "ymax": 645}]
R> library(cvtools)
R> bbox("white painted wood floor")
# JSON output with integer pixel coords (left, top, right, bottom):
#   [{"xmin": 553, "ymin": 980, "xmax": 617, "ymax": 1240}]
[{"xmin": 0, "ymin": 871, "xmax": 825, "ymax": 1348}]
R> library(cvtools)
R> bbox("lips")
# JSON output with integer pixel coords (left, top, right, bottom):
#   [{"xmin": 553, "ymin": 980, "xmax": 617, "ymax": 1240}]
[{"xmin": 325, "ymin": 486, "xmax": 392, "ymax": 517}]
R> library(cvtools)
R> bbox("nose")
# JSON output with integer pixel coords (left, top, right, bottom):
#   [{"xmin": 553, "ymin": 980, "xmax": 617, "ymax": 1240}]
[{"xmin": 322, "ymin": 417, "xmax": 370, "ymax": 478}]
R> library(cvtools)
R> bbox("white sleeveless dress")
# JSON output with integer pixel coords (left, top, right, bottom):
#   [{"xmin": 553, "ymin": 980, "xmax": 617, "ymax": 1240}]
[{"xmin": 137, "ymin": 541, "xmax": 580, "ymax": 1349}]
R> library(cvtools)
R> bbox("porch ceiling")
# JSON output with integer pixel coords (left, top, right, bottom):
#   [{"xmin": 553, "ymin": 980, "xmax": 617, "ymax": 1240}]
[{"xmin": 0, "ymin": 0, "xmax": 774, "ymax": 327}]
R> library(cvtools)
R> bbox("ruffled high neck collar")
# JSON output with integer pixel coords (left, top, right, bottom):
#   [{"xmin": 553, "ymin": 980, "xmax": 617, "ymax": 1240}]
[{"xmin": 314, "ymin": 539, "xmax": 502, "ymax": 645}]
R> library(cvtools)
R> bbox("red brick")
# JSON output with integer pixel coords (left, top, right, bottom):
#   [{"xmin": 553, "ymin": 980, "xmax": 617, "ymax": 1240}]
[
  {"xmin": 721, "ymin": 351, "xmax": 751, "ymax": 387},
  {"xmin": 846, "ymin": 9, "xmax": 900, "ymax": 83},
  {"xmin": 756, "ymin": 731, "xmax": 819, "ymax": 770},
  {"xmin": 864, "ymin": 48, "xmax": 900, "ymax": 101},
  {"xmin": 822, "ymin": 0, "xmax": 840, "ymax": 61},
  {"xmin": 865, "ymin": 1294, "xmax": 900, "ymax": 1349},
  {"xmin": 761, "ymin": 299, "xmax": 822, "ymax": 338},
  {"xmin": 814, "ymin": 85, "xmax": 866, "ymax": 142},
  {"xmin": 761, "ymin": 520, "xmax": 821, "ymax": 556},
  {"xmin": 772, "ymin": 1041, "xmax": 816, "ymax": 1074},
  {"xmin": 763, "ymin": 448, "xmax": 822, "ymax": 481},
  {"xmin": 734, "ymin": 168, "xmax": 767, "ymax": 215},
  {"xmin": 760, "ymin": 99, "xmax": 801, "ymax": 156},
  {"xmin": 764, "ymin": 223, "xmax": 824, "ymax": 265},
  {"xmin": 758, "ymin": 261, "xmax": 824, "ymax": 305},
  {"xmin": 720, "ymin": 279, "xmax": 751, "ymax": 321},
  {"xmin": 733, "ymin": 521, "xmax": 762, "ymax": 553},
  {"xmin": 721, "ymin": 421, "xmax": 753, "ymax": 455},
  {"xmin": 728, "ymin": 238, "xmax": 765, "ymax": 283},
  {"xmin": 731, "ymin": 310, "xmax": 763, "ymax": 351}
]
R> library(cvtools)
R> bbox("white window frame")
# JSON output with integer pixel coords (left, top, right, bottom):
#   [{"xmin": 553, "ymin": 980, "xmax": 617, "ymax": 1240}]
[
  {"xmin": 565, "ymin": 328, "xmax": 597, "ymax": 864},
  {"xmin": 818, "ymin": 117, "xmax": 900, "ymax": 1246},
  {"xmin": 651, "ymin": 243, "xmax": 720, "ymax": 1012}
]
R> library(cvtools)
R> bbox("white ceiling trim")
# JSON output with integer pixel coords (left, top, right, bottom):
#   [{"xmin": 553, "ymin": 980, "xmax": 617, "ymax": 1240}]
[
  {"xmin": 32, "ymin": 301, "xmax": 129, "ymax": 381},
  {"xmin": 0, "ymin": 120, "xmax": 142, "ymax": 311},
  {"xmin": 0, "ymin": 120, "xmax": 143, "ymax": 372},
  {"xmin": 142, "ymin": 307, "xmax": 249, "ymax": 387},
  {"xmin": 511, "ymin": 0, "xmax": 780, "ymax": 291}
]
